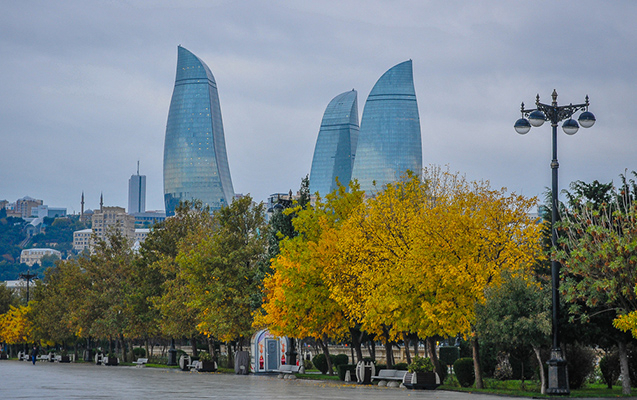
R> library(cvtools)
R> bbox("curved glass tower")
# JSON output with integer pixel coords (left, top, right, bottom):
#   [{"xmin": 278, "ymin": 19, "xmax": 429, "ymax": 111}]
[
  {"xmin": 351, "ymin": 60, "xmax": 422, "ymax": 195},
  {"xmin": 163, "ymin": 46, "xmax": 234, "ymax": 215},
  {"xmin": 309, "ymin": 90, "xmax": 359, "ymax": 197}
]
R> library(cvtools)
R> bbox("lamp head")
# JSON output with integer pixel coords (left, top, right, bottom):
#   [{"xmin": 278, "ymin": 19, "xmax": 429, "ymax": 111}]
[
  {"xmin": 528, "ymin": 110, "xmax": 546, "ymax": 127},
  {"xmin": 562, "ymin": 118, "xmax": 579, "ymax": 135},
  {"xmin": 514, "ymin": 118, "xmax": 531, "ymax": 134},
  {"xmin": 578, "ymin": 111, "xmax": 596, "ymax": 128}
]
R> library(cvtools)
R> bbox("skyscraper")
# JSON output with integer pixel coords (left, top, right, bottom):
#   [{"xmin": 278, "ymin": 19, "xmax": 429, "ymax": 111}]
[
  {"xmin": 128, "ymin": 162, "xmax": 146, "ymax": 214},
  {"xmin": 351, "ymin": 60, "xmax": 422, "ymax": 195},
  {"xmin": 163, "ymin": 46, "xmax": 235, "ymax": 216},
  {"xmin": 309, "ymin": 90, "xmax": 359, "ymax": 197}
]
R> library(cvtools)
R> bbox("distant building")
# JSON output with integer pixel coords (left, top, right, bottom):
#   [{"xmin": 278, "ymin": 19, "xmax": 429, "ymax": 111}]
[
  {"xmin": 351, "ymin": 60, "xmax": 422, "ymax": 195},
  {"xmin": 130, "ymin": 210, "xmax": 166, "ymax": 227},
  {"xmin": 20, "ymin": 248, "xmax": 61, "ymax": 266},
  {"xmin": 163, "ymin": 46, "xmax": 235, "ymax": 216},
  {"xmin": 73, "ymin": 228, "xmax": 93, "ymax": 252},
  {"xmin": 128, "ymin": 164, "xmax": 146, "ymax": 214},
  {"xmin": 91, "ymin": 206, "xmax": 135, "ymax": 244},
  {"xmin": 31, "ymin": 205, "xmax": 67, "ymax": 219},
  {"xmin": 309, "ymin": 90, "xmax": 359, "ymax": 198},
  {"xmin": 15, "ymin": 196, "xmax": 43, "ymax": 218}
]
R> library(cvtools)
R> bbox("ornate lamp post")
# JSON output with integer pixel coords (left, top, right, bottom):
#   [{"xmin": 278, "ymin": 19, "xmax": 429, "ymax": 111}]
[
  {"xmin": 514, "ymin": 90, "xmax": 595, "ymax": 395},
  {"xmin": 19, "ymin": 269, "xmax": 37, "ymax": 303}
]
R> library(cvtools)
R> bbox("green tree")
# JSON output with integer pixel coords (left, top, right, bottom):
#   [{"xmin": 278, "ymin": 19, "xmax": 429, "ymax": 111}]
[{"xmin": 475, "ymin": 272, "xmax": 551, "ymax": 393}]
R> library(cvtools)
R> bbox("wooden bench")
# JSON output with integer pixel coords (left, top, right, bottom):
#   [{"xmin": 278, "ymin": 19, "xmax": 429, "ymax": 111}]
[
  {"xmin": 133, "ymin": 357, "xmax": 148, "ymax": 367},
  {"xmin": 371, "ymin": 369, "xmax": 407, "ymax": 386}
]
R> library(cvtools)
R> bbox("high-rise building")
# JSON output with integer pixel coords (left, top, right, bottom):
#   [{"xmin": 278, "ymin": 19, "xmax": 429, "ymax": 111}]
[
  {"xmin": 351, "ymin": 60, "xmax": 422, "ymax": 195},
  {"xmin": 309, "ymin": 90, "xmax": 359, "ymax": 198},
  {"xmin": 128, "ymin": 163, "xmax": 146, "ymax": 214},
  {"xmin": 91, "ymin": 206, "xmax": 135, "ymax": 245},
  {"xmin": 163, "ymin": 46, "xmax": 235, "ymax": 216}
]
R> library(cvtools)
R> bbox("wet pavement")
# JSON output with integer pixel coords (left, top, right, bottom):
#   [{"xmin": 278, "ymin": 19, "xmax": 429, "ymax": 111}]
[{"xmin": 1, "ymin": 360, "xmax": 515, "ymax": 399}]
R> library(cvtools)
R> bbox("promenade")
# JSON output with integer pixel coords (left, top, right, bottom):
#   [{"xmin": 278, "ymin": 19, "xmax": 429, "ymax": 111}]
[{"xmin": 0, "ymin": 360, "xmax": 519, "ymax": 400}]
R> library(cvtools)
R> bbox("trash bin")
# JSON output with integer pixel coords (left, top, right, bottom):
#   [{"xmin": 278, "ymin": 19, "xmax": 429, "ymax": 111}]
[
  {"xmin": 356, "ymin": 360, "xmax": 375, "ymax": 384},
  {"xmin": 235, "ymin": 351, "xmax": 250, "ymax": 375}
]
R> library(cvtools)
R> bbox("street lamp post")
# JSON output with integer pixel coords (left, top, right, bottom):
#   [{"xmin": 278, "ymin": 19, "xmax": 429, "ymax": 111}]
[
  {"xmin": 18, "ymin": 269, "xmax": 37, "ymax": 303},
  {"xmin": 514, "ymin": 90, "xmax": 595, "ymax": 395}
]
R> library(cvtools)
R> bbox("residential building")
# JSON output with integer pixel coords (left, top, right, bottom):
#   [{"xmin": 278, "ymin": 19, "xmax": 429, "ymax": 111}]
[
  {"xmin": 163, "ymin": 46, "xmax": 235, "ymax": 216},
  {"xmin": 91, "ymin": 206, "xmax": 135, "ymax": 244},
  {"xmin": 15, "ymin": 196, "xmax": 43, "ymax": 218},
  {"xmin": 20, "ymin": 248, "xmax": 61, "ymax": 266},
  {"xmin": 73, "ymin": 228, "xmax": 93, "ymax": 252},
  {"xmin": 351, "ymin": 60, "xmax": 422, "ymax": 195},
  {"xmin": 309, "ymin": 90, "xmax": 359, "ymax": 198}
]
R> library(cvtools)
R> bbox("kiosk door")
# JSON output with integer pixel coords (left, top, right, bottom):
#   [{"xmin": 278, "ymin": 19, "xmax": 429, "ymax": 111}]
[{"xmin": 266, "ymin": 339, "xmax": 279, "ymax": 371}]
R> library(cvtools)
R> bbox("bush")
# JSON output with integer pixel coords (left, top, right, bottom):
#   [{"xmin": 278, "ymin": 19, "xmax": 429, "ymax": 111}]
[
  {"xmin": 407, "ymin": 356, "xmax": 433, "ymax": 373},
  {"xmin": 394, "ymin": 362, "xmax": 408, "ymax": 370},
  {"xmin": 333, "ymin": 354, "xmax": 349, "ymax": 367},
  {"xmin": 566, "ymin": 344, "xmax": 596, "ymax": 390},
  {"xmin": 454, "ymin": 357, "xmax": 475, "ymax": 387},
  {"xmin": 599, "ymin": 351, "xmax": 620, "ymax": 389},
  {"xmin": 337, "ymin": 364, "xmax": 357, "ymax": 381},
  {"xmin": 132, "ymin": 347, "xmax": 146, "ymax": 358},
  {"xmin": 312, "ymin": 354, "xmax": 329, "ymax": 374},
  {"xmin": 439, "ymin": 346, "xmax": 460, "ymax": 366},
  {"xmin": 303, "ymin": 359, "xmax": 313, "ymax": 370}
]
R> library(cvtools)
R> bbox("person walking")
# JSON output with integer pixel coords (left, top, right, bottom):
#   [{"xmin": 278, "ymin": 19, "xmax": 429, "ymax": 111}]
[{"xmin": 31, "ymin": 345, "xmax": 37, "ymax": 365}]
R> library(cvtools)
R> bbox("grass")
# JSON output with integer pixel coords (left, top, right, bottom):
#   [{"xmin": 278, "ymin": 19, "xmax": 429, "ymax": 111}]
[
  {"xmin": 295, "ymin": 373, "xmax": 340, "ymax": 381},
  {"xmin": 441, "ymin": 377, "xmax": 633, "ymax": 398}
]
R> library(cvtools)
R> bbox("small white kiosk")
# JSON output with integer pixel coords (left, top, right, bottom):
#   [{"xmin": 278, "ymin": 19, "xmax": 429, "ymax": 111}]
[{"xmin": 251, "ymin": 329, "xmax": 292, "ymax": 374}]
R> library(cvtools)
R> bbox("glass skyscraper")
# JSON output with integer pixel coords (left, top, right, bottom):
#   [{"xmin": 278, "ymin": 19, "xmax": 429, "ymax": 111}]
[
  {"xmin": 309, "ymin": 90, "xmax": 359, "ymax": 197},
  {"xmin": 351, "ymin": 60, "xmax": 422, "ymax": 195},
  {"xmin": 163, "ymin": 46, "xmax": 234, "ymax": 216}
]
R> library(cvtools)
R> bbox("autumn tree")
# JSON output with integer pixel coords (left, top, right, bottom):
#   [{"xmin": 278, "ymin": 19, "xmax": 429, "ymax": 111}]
[
  {"xmin": 330, "ymin": 167, "xmax": 542, "ymax": 385},
  {"xmin": 258, "ymin": 181, "xmax": 365, "ymax": 374}
]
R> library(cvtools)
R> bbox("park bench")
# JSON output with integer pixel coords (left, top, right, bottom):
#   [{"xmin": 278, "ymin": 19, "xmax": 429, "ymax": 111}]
[
  {"xmin": 371, "ymin": 369, "xmax": 407, "ymax": 387},
  {"xmin": 274, "ymin": 364, "xmax": 300, "ymax": 374},
  {"xmin": 133, "ymin": 357, "xmax": 149, "ymax": 367}
]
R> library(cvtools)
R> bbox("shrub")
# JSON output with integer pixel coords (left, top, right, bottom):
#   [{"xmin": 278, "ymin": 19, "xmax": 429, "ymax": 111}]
[
  {"xmin": 437, "ymin": 364, "xmax": 449, "ymax": 383},
  {"xmin": 132, "ymin": 347, "xmax": 146, "ymax": 358},
  {"xmin": 454, "ymin": 357, "xmax": 475, "ymax": 387},
  {"xmin": 312, "ymin": 354, "xmax": 329, "ymax": 374},
  {"xmin": 566, "ymin": 344, "xmax": 596, "ymax": 390},
  {"xmin": 303, "ymin": 358, "xmax": 313, "ymax": 370},
  {"xmin": 337, "ymin": 364, "xmax": 357, "ymax": 381},
  {"xmin": 333, "ymin": 354, "xmax": 349, "ymax": 367},
  {"xmin": 599, "ymin": 351, "xmax": 620, "ymax": 389},
  {"xmin": 407, "ymin": 356, "xmax": 433, "ymax": 373},
  {"xmin": 439, "ymin": 346, "xmax": 460, "ymax": 366},
  {"xmin": 394, "ymin": 362, "xmax": 408, "ymax": 370},
  {"xmin": 493, "ymin": 352, "xmax": 513, "ymax": 381}
]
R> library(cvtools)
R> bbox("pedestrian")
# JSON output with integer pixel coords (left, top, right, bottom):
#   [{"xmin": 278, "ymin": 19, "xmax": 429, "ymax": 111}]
[{"xmin": 31, "ymin": 345, "xmax": 37, "ymax": 365}]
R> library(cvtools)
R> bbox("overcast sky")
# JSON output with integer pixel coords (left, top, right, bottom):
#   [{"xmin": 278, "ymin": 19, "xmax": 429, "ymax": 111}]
[{"xmin": 1, "ymin": 1, "xmax": 636, "ymax": 213}]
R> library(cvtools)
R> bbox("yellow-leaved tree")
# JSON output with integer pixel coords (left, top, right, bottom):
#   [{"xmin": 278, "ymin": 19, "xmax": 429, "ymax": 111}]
[
  {"xmin": 328, "ymin": 167, "xmax": 543, "ymax": 386},
  {"xmin": 257, "ymin": 181, "xmax": 365, "ymax": 375}
]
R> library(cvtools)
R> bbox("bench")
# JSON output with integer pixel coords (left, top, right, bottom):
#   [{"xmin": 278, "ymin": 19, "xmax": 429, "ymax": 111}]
[
  {"xmin": 132, "ymin": 357, "xmax": 148, "ymax": 367},
  {"xmin": 274, "ymin": 364, "xmax": 300, "ymax": 374},
  {"xmin": 372, "ymin": 369, "xmax": 407, "ymax": 387}
]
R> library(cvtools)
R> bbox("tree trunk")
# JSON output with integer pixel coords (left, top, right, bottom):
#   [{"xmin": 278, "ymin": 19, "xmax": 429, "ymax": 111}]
[
  {"xmin": 413, "ymin": 335, "xmax": 419, "ymax": 358},
  {"xmin": 370, "ymin": 340, "xmax": 376, "ymax": 361},
  {"xmin": 227, "ymin": 341, "xmax": 234, "ymax": 368},
  {"xmin": 207, "ymin": 337, "xmax": 217, "ymax": 363},
  {"xmin": 145, "ymin": 338, "xmax": 150, "ymax": 359},
  {"xmin": 349, "ymin": 327, "xmax": 364, "ymax": 363},
  {"xmin": 533, "ymin": 346, "xmax": 546, "ymax": 394},
  {"xmin": 426, "ymin": 337, "xmax": 443, "ymax": 378},
  {"xmin": 618, "ymin": 339, "xmax": 632, "ymax": 395},
  {"xmin": 318, "ymin": 337, "xmax": 334, "ymax": 375},
  {"xmin": 384, "ymin": 339, "xmax": 394, "ymax": 368},
  {"xmin": 471, "ymin": 335, "xmax": 484, "ymax": 389},
  {"xmin": 403, "ymin": 333, "xmax": 412, "ymax": 364},
  {"xmin": 191, "ymin": 336, "xmax": 198, "ymax": 357}
]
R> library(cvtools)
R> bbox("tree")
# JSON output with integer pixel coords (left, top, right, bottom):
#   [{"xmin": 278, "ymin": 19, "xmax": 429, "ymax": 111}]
[
  {"xmin": 329, "ymin": 167, "xmax": 542, "ymax": 385},
  {"xmin": 475, "ymin": 272, "xmax": 551, "ymax": 393},
  {"xmin": 257, "ymin": 181, "xmax": 365, "ymax": 374},
  {"xmin": 179, "ymin": 195, "xmax": 267, "ymax": 346},
  {"xmin": 556, "ymin": 177, "xmax": 637, "ymax": 395}
]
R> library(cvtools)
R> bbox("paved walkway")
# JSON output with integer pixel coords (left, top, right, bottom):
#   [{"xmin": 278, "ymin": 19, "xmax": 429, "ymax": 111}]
[{"xmin": 1, "ymin": 360, "xmax": 513, "ymax": 400}]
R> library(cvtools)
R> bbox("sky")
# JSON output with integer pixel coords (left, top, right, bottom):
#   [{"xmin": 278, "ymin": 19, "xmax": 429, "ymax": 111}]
[{"xmin": 1, "ymin": 0, "xmax": 636, "ymax": 213}]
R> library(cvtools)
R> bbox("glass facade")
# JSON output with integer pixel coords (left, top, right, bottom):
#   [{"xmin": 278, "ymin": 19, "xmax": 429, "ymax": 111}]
[
  {"xmin": 309, "ymin": 90, "xmax": 359, "ymax": 197},
  {"xmin": 351, "ymin": 60, "xmax": 422, "ymax": 195},
  {"xmin": 163, "ymin": 46, "xmax": 235, "ymax": 215}
]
